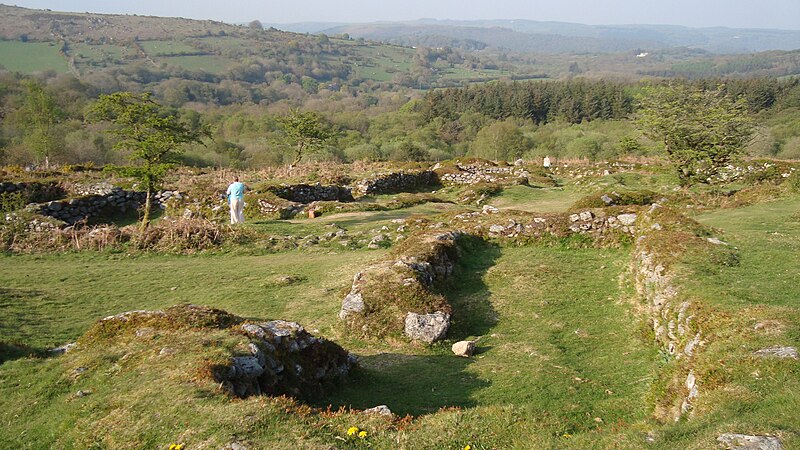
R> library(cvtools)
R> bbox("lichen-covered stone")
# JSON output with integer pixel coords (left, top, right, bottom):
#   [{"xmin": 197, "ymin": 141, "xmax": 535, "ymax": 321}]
[
  {"xmin": 717, "ymin": 433, "xmax": 782, "ymax": 450},
  {"xmin": 404, "ymin": 311, "xmax": 450, "ymax": 343}
]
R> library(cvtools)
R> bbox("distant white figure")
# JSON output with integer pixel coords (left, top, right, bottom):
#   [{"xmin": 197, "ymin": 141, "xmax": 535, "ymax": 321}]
[
  {"xmin": 543, "ymin": 156, "xmax": 551, "ymax": 168},
  {"xmin": 226, "ymin": 176, "xmax": 246, "ymax": 224}
]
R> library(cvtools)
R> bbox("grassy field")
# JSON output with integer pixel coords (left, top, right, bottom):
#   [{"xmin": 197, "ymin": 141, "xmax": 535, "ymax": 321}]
[
  {"xmin": 160, "ymin": 55, "xmax": 236, "ymax": 74},
  {"xmin": 691, "ymin": 196, "xmax": 800, "ymax": 310},
  {"xmin": 0, "ymin": 250, "xmax": 379, "ymax": 352},
  {"xmin": 487, "ymin": 185, "xmax": 585, "ymax": 213},
  {"xmin": 0, "ymin": 40, "xmax": 70, "ymax": 73},
  {"xmin": 70, "ymin": 42, "xmax": 128, "ymax": 68},
  {"xmin": 139, "ymin": 40, "xmax": 200, "ymax": 56},
  {"xmin": 633, "ymin": 195, "xmax": 800, "ymax": 449},
  {"xmin": 1, "ymin": 177, "xmax": 799, "ymax": 448},
  {"xmin": 347, "ymin": 44, "xmax": 414, "ymax": 82},
  {"xmin": 0, "ymin": 235, "xmax": 659, "ymax": 448}
]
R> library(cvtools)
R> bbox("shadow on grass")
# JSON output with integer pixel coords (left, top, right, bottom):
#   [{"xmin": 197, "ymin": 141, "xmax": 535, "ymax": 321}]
[
  {"xmin": 445, "ymin": 236, "xmax": 502, "ymax": 339},
  {"xmin": 314, "ymin": 237, "xmax": 501, "ymax": 416},
  {"xmin": 0, "ymin": 288, "xmax": 51, "ymax": 364},
  {"xmin": 314, "ymin": 353, "xmax": 490, "ymax": 416},
  {"xmin": 89, "ymin": 204, "xmax": 161, "ymax": 227},
  {"xmin": 0, "ymin": 342, "xmax": 43, "ymax": 364}
]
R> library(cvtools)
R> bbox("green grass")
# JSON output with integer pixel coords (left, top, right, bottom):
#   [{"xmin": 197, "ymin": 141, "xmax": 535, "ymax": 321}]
[
  {"xmin": 0, "ymin": 250, "xmax": 382, "ymax": 351},
  {"xmin": 282, "ymin": 200, "xmax": 462, "ymax": 231},
  {"xmin": 348, "ymin": 44, "xmax": 414, "ymax": 81},
  {"xmin": 139, "ymin": 40, "xmax": 198, "ymax": 56},
  {"xmin": 487, "ymin": 185, "xmax": 584, "ymax": 213},
  {"xmin": 159, "ymin": 55, "xmax": 234, "ymax": 74},
  {"xmin": 0, "ymin": 237, "xmax": 662, "ymax": 448},
  {"xmin": 2, "ymin": 187, "xmax": 799, "ymax": 448},
  {"xmin": 689, "ymin": 196, "xmax": 800, "ymax": 309},
  {"xmin": 639, "ymin": 194, "xmax": 800, "ymax": 449},
  {"xmin": 0, "ymin": 40, "xmax": 70, "ymax": 73},
  {"xmin": 325, "ymin": 244, "xmax": 656, "ymax": 426}
]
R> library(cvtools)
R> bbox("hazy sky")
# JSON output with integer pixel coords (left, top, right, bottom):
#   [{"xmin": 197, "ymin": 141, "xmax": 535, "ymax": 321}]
[{"xmin": 6, "ymin": 0, "xmax": 800, "ymax": 30}]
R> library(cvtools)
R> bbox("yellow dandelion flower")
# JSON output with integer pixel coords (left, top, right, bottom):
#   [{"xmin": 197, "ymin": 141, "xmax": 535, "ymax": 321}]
[
  {"xmin": 358, "ymin": 430, "xmax": 367, "ymax": 439},
  {"xmin": 464, "ymin": 445, "xmax": 472, "ymax": 450},
  {"xmin": 347, "ymin": 426, "xmax": 359, "ymax": 436}
]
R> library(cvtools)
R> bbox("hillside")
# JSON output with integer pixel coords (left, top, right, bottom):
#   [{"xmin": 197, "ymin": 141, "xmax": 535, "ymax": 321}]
[
  {"xmin": 1, "ymin": 4, "xmax": 800, "ymax": 111},
  {"xmin": 0, "ymin": 4, "xmax": 545, "ymax": 96},
  {"xmin": 318, "ymin": 19, "xmax": 800, "ymax": 54}
]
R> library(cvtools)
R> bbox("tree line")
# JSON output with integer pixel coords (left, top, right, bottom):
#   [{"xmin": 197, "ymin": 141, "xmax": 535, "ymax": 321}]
[
  {"xmin": 2, "ymin": 73, "xmax": 800, "ymax": 169},
  {"xmin": 419, "ymin": 77, "xmax": 800, "ymax": 125}
]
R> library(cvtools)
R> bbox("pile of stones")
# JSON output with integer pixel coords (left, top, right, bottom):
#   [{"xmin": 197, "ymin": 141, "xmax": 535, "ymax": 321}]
[
  {"xmin": 225, "ymin": 320, "xmax": 357, "ymax": 399},
  {"xmin": 450, "ymin": 206, "xmax": 639, "ymax": 241}
]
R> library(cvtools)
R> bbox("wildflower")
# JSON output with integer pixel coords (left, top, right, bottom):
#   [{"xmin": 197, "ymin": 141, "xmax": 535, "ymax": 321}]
[
  {"xmin": 464, "ymin": 446, "xmax": 472, "ymax": 450},
  {"xmin": 168, "ymin": 444, "xmax": 185, "ymax": 450},
  {"xmin": 347, "ymin": 426, "xmax": 360, "ymax": 436},
  {"xmin": 358, "ymin": 430, "xmax": 367, "ymax": 439}
]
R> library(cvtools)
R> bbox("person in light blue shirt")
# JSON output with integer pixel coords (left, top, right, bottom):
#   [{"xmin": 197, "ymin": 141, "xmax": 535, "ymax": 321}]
[{"xmin": 226, "ymin": 176, "xmax": 246, "ymax": 224}]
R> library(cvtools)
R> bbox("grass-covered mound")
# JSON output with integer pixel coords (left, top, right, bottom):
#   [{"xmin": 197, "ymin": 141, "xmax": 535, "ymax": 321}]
[
  {"xmin": 626, "ymin": 199, "xmax": 799, "ymax": 448},
  {"xmin": 78, "ymin": 304, "xmax": 356, "ymax": 400},
  {"xmin": 339, "ymin": 230, "xmax": 463, "ymax": 341},
  {"xmin": 0, "ymin": 305, "xmax": 361, "ymax": 449}
]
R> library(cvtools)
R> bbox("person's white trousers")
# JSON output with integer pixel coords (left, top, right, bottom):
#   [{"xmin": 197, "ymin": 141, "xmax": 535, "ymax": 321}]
[{"xmin": 229, "ymin": 198, "xmax": 244, "ymax": 224}]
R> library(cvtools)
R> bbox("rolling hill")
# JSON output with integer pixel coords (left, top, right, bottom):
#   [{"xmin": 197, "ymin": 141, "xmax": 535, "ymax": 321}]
[{"xmin": 307, "ymin": 19, "xmax": 800, "ymax": 54}]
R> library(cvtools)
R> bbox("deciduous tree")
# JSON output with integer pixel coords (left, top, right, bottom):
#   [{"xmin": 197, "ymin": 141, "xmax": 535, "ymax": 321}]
[
  {"xmin": 470, "ymin": 120, "xmax": 529, "ymax": 162},
  {"xmin": 88, "ymin": 92, "xmax": 208, "ymax": 231},
  {"xmin": 21, "ymin": 81, "xmax": 63, "ymax": 169},
  {"xmin": 636, "ymin": 83, "xmax": 755, "ymax": 185},
  {"xmin": 276, "ymin": 109, "xmax": 335, "ymax": 169}
]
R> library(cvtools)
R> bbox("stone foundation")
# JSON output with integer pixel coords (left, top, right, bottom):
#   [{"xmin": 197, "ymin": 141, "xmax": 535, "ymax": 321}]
[{"xmin": 354, "ymin": 171, "xmax": 440, "ymax": 196}]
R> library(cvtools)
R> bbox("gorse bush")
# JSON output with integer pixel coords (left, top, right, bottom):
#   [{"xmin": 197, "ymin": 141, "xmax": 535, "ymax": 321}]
[
  {"xmin": 787, "ymin": 172, "xmax": 800, "ymax": 193},
  {"xmin": 0, "ymin": 192, "xmax": 25, "ymax": 212}
]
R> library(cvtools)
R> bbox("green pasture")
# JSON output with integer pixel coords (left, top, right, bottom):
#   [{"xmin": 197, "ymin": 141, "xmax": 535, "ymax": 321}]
[
  {"xmin": 348, "ymin": 44, "xmax": 414, "ymax": 81},
  {"xmin": 0, "ymin": 40, "xmax": 69, "ymax": 74},
  {"xmin": 139, "ymin": 40, "xmax": 198, "ymax": 56},
  {"xmin": 69, "ymin": 42, "xmax": 131, "ymax": 70},
  {"xmin": 159, "ymin": 55, "xmax": 235, "ymax": 74},
  {"xmin": 1, "ymin": 183, "xmax": 799, "ymax": 448},
  {"xmin": 0, "ymin": 232, "xmax": 660, "ymax": 448},
  {"xmin": 692, "ymin": 196, "xmax": 800, "ymax": 310},
  {"xmin": 487, "ymin": 185, "xmax": 583, "ymax": 212}
]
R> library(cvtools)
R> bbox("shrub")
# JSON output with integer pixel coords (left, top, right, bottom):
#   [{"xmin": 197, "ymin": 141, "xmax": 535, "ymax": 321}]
[
  {"xmin": 128, "ymin": 218, "xmax": 245, "ymax": 252},
  {"xmin": 571, "ymin": 190, "xmax": 659, "ymax": 209},
  {"xmin": 789, "ymin": 172, "xmax": 800, "ymax": 193},
  {"xmin": 0, "ymin": 192, "xmax": 25, "ymax": 213},
  {"xmin": 742, "ymin": 165, "xmax": 783, "ymax": 185}
]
